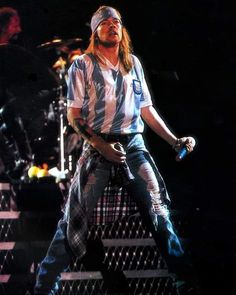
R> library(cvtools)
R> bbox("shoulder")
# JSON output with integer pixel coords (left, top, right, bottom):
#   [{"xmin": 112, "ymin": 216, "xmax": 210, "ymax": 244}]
[
  {"xmin": 68, "ymin": 54, "xmax": 94, "ymax": 76},
  {"xmin": 71, "ymin": 54, "xmax": 92, "ymax": 68},
  {"xmin": 131, "ymin": 54, "xmax": 143, "ymax": 69}
]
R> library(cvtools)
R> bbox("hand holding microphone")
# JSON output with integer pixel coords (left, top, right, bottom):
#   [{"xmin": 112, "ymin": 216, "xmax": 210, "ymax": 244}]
[
  {"xmin": 173, "ymin": 136, "xmax": 196, "ymax": 161},
  {"xmin": 114, "ymin": 143, "xmax": 135, "ymax": 185}
]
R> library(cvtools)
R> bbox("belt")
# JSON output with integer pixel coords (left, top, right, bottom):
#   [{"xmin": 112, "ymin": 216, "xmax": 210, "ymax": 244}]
[{"xmin": 97, "ymin": 133, "xmax": 139, "ymax": 144}]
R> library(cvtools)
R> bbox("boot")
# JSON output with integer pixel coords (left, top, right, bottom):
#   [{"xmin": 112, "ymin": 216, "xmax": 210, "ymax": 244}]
[{"xmin": 175, "ymin": 279, "xmax": 202, "ymax": 295}]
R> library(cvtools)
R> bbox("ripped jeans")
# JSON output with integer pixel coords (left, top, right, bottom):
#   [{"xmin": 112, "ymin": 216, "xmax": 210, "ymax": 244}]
[{"xmin": 34, "ymin": 134, "xmax": 187, "ymax": 295}]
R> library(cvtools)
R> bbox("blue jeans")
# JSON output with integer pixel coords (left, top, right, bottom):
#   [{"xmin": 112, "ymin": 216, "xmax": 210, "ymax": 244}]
[
  {"xmin": 34, "ymin": 215, "xmax": 72, "ymax": 295},
  {"xmin": 34, "ymin": 134, "xmax": 186, "ymax": 294}
]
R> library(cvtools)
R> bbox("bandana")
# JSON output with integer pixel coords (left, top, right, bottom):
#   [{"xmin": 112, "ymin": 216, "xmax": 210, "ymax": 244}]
[{"xmin": 90, "ymin": 7, "xmax": 121, "ymax": 33}]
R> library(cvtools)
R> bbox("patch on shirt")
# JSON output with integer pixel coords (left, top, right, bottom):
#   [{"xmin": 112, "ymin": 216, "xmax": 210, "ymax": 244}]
[{"xmin": 132, "ymin": 79, "xmax": 142, "ymax": 95}]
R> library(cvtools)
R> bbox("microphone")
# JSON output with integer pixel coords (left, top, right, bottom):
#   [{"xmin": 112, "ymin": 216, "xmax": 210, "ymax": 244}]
[
  {"xmin": 176, "ymin": 146, "xmax": 188, "ymax": 161},
  {"xmin": 114, "ymin": 142, "xmax": 135, "ymax": 185},
  {"xmin": 175, "ymin": 137, "xmax": 196, "ymax": 162}
]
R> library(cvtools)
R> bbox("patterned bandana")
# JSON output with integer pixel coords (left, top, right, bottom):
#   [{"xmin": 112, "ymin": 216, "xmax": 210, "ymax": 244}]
[{"xmin": 90, "ymin": 6, "xmax": 121, "ymax": 33}]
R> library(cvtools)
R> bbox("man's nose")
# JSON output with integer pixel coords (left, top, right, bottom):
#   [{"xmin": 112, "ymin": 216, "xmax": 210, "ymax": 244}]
[{"xmin": 109, "ymin": 22, "xmax": 115, "ymax": 27}]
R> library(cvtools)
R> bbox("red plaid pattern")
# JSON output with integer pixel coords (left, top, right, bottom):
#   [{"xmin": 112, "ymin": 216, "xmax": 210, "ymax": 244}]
[{"xmin": 89, "ymin": 182, "xmax": 138, "ymax": 225}]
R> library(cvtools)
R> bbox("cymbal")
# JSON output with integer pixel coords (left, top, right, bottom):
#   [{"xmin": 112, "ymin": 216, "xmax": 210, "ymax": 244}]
[
  {"xmin": 37, "ymin": 37, "xmax": 83, "ymax": 50},
  {"xmin": 68, "ymin": 49, "xmax": 83, "ymax": 63},
  {"xmin": 52, "ymin": 56, "xmax": 67, "ymax": 69}
]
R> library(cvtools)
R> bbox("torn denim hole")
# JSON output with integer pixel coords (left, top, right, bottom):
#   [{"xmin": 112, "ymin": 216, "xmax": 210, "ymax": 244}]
[{"xmin": 138, "ymin": 162, "xmax": 169, "ymax": 220}]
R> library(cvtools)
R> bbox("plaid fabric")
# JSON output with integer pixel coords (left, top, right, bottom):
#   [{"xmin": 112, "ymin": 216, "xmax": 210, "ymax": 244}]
[
  {"xmin": 66, "ymin": 138, "xmax": 170, "ymax": 259},
  {"xmin": 89, "ymin": 182, "xmax": 138, "ymax": 226},
  {"xmin": 66, "ymin": 143, "xmax": 138, "ymax": 259},
  {"xmin": 66, "ymin": 144, "xmax": 101, "ymax": 259}
]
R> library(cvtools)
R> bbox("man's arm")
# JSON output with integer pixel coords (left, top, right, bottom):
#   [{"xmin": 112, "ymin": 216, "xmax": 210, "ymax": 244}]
[
  {"xmin": 67, "ymin": 107, "xmax": 126, "ymax": 163},
  {"xmin": 67, "ymin": 107, "xmax": 96, "ymax": 142},
  {"xmin": 141, "ymin": 105, "xmax": 195, "ymax": 153},
  {"xmin": 141, "ymin": 105, "xmax": 177, "ymax": 146}
]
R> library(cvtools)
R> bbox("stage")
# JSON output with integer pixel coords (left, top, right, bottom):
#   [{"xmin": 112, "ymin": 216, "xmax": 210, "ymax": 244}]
[{"xmin": 0, "ymin": 0, "xmax": 236, "ymax": 294}]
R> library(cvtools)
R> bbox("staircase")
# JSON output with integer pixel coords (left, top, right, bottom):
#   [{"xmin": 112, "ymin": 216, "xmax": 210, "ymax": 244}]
[
  {"xmin": 0, "ymin": 180, "xmax": 188, "ymax": 295},
  {"xmin": 57, "ymin": 215, "xmax": 176, "ymax": 295},
  {"xmin": 0, "ymin": 180, "xmax": 62, "ymax": 295}
]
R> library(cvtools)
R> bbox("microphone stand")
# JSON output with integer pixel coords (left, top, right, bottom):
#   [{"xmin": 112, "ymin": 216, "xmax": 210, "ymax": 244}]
[
  {"xmin": 48, "ymin": 57, "xmax": 69, "ymax": 180},
  {"xmin": 58, "ymin": 85, "xmax": 68, "ymax": 178}
]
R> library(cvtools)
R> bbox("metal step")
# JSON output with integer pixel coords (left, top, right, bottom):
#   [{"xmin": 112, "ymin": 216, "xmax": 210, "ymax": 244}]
[
  {"xmin": 58, "ymin": 269, "xmax": 174, "ymax": 295},
  {"xmin": 125, "ymin": 269, "xmax": 169, "ymax": 278},
  {"xmin": 60, "ymin": 269, "xmax": 170, "ymax": 281},
  {"xmin": 0, "ymin": 183, "xmax": 10, "ymax": 191},
  {"xmin": 0, "ymin": 273, "xmax": 34, "ymax": 283},
  {"xmin": 102, "ymin": 238, "xmax": 155, "ymax": 247},
  {"xmin": 61, "ymin": 271, "xmax": 103, "ymax": 280},
  {"xmin": 0, "ymin": 211, "xmax": 20, "ymax": 219}
]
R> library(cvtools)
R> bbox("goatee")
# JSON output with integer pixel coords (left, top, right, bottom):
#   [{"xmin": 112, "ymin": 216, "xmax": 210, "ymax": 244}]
[{"xmin": 99, "ymin": 40, "xmax": 118, "ymax": 48}]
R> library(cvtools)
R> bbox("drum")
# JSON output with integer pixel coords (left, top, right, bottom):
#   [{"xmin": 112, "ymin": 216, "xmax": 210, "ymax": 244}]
[
  {"xmin": 0, "ymin": 44, "xmax": 59, "ymax": 137},
  {"xmin": 0, "ymin": 44, "xmax": 61, "ymax": 169},
  {"xmin": 0, "ymin": 42, "xmax": 82, "ymax": 173}
]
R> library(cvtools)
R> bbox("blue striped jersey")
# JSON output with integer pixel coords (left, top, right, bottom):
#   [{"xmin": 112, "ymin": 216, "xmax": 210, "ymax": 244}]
[{"xmin": 67, "ymin": 53, "xmax": 152, "ymax": 134}]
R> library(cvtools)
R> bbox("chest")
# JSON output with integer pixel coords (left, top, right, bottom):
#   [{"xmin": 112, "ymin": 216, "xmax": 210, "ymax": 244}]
[{"xmin": 86, "ymin": 65, "xmax": 137, "ymax": 97}]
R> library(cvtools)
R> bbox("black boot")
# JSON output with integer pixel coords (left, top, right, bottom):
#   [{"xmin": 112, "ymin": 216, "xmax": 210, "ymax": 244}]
[{"xmin": 175, "ymin": 279, "xmax": 202, "ymax": 295}]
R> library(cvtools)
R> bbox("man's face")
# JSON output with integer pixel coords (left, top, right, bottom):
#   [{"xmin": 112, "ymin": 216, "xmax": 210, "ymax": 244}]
[
  {"xmin": 96, "ymin": 17, "xmax": 122, "ymax": 47},
  {"xmin": 7, "ymin": 15, "xmax": 22, "ymax": 40}
]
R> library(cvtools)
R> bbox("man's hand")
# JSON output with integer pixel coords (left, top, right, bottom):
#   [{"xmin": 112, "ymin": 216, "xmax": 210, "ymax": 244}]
[
  {"xmin": 93, "ymin": 139, "xmax": 126, "ymax": 163},
  {"xmin": 173, "ymin": 136, "xmax": 196, "ymax": 153},
  {"xmin": 67, "ymin": 107, "xmax": 126, "ymax": 163}
]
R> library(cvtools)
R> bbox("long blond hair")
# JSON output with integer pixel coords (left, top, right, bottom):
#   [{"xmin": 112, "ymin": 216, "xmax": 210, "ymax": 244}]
[{"xmin": 85, "ymin": 6, "xmax": 133, "ymax": 73}]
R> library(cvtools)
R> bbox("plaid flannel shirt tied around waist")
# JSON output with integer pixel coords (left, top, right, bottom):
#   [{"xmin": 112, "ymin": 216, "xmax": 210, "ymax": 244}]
[
  {"xmin": 65, "ymin": 144, "xmax": 101, "ymax": 259},
  {"xmin": 65, "ymin": 143, "xmax": 138, "ymax": 258}
]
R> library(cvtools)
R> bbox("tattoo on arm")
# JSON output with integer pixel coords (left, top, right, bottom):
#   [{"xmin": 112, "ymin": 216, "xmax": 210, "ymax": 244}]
[
  {"xmin": 72, "ymin": 117, "xmax": 105, "ymax": 150},
  {"xmin": 73, "ymin": 118, "xmax": 93, "ymax": 140}
]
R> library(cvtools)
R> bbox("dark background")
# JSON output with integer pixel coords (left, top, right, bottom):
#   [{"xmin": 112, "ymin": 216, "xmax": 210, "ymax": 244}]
[{"xmin": 2, "ymin": 0, "xmax": 236, "ymax": 293}]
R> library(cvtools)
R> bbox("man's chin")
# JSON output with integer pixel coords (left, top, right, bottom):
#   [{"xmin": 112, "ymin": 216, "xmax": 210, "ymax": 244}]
[{"xmin": 101, "ymin": 40, "xmax": 119, "ymax": 48}]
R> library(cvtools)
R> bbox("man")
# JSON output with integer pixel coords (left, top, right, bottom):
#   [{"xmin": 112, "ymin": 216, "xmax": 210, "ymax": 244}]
[
  {"xmin": 0, "ymin": 7, "xmax": 58, "ymax": 182},
  {"xmin": 0, "ymin": 6, "xmax": 21, "ymax": 44},
  {"xmin": 0, "ymin": 6, "xmax": 28, "ymax": 181},
  {"xmin": 35, "ymin": 6, "xmax": 199, "ymax": 295}
]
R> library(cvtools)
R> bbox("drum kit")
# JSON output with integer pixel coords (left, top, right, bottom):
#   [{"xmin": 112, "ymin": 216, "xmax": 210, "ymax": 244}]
[{"xmin": 1, "ymin": 37, "xmax": 84, "ymax": 181}]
